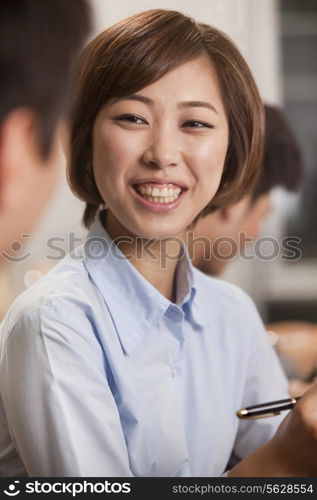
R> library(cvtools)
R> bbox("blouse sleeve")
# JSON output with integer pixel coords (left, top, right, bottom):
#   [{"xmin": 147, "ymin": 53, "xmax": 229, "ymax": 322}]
[{"xmin": 0, "ymin": 302, "xmax": 132, "ymax": 477}]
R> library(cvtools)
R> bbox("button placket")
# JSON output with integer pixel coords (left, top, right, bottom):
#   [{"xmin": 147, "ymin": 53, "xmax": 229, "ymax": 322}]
[{"xmin": 161, "ymin": 306, "xmax": 184, "ymax": 381}]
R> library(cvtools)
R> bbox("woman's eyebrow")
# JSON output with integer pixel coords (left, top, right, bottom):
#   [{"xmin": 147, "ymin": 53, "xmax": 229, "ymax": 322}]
[
  {"xmin": 113, "ymin": 95, "xmax": 219, "ymax": 115},
  {"xmin": 179, "ymin": 101, "xmax": 219, "ymax": 115},
  {"xmin": 115, "ymin": 94, "xmax": 152, "ymax": 105}
]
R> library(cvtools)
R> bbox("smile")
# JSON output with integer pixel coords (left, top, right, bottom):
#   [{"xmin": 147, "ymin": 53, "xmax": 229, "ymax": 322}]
[
  {"xmin": 131, "ymin": 182, "xmax": 187, "ymax": 212},
  {"xmin": 135, "ymin": 183, "xmax": 182, "ymax": 203}
]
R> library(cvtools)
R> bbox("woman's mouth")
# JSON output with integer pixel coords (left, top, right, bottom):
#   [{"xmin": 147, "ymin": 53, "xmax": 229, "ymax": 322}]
[
  {"xmin": 135, "ymin": 183, "xmax": 182, "ymax": 203},
  {"xmin": 131, "ymin": 182, "xmax": 187, "ymax": 212}
]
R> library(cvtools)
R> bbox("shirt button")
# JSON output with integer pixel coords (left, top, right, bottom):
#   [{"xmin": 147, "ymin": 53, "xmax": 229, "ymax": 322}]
[{"xmin": 171, "ymin": 367, "xmax": 177, "ymax": 378}]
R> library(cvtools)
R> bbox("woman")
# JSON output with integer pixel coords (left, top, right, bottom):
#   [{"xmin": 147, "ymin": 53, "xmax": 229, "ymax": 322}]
[{"xmin": 0, "ymin": 9, "xmax": 316, "ymax": 477}]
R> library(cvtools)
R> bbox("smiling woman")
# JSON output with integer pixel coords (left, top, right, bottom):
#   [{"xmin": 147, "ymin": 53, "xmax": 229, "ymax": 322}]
[
  {"xmin": 1, "ymin": 9, "xmax": 317, "ymax": 478},
  {"xmin": 69, "ymin": 9, "xmax": 263, "ymax": 230},
  {"xmin": 91, "ymin": 56, "xmax": 228, "ymax": 242}
]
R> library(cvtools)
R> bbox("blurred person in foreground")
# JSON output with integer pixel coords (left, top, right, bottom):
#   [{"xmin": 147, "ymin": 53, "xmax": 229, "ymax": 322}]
[
  {"xmin": 189, "ymin": 104, "xmax": 317, "ymax": 396},
  {"xmin": 0, "ymin": 0, "xmax": 91, "ymax": 266}
]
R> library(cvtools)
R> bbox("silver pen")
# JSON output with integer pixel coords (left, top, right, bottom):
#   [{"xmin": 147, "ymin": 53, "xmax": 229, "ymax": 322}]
[{"xmin": 236, "ymin": 396, "xmax": 302, "ymax": 419}]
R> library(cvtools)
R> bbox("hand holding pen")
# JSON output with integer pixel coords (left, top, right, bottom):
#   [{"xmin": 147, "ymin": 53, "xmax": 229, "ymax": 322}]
[{"xmin": 231, "ymin": 384, "xmax": 317, "ymax": 476}]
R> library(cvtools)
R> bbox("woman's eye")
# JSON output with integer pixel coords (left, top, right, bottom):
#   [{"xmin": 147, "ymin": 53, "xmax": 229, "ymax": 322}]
[
  {"xmin": 114, "ymin": 114, "xmax": 147, "ymax": 125},
  {"xmin": 182, "ymin": 120, "xmax": 214, "ymax": 129}
]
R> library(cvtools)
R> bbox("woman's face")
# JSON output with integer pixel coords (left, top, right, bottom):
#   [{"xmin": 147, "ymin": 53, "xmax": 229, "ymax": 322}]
[{"xmin": 92, "ymin": 55, "xmax": 229, "ymax": 240}]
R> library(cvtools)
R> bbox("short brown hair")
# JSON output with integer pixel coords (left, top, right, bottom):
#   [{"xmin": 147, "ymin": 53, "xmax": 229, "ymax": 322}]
[{"xmin": 68, "ymin": 9, "xmax": 264, "ymax": 228}]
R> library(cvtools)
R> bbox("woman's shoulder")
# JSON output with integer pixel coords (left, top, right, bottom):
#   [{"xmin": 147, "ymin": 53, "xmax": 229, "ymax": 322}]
[
  {"xmin": 0, "ymin": 253, "xmax": 108, "ymax": 382},
  {"xmin": 0, "ymin": 252, "xmax": 95, "ymax": 340},
  {"xmin": 192, "ymin": 267, "xmax": 267, "ymax": 351}
]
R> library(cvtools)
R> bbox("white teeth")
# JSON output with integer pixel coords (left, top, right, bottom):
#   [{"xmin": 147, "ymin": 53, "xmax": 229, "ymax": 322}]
[
  {"xmin": 136, "ymin": 184, "xmax": 181, "ymax": 197},
  {"xmin": 137, "ymin": 194, "xmax": 179, "ymax": 203},
  {"xmin": 135, "ymin": 183, "xmax": 183, "ymax": 203},
  {"xmin": 160, "ymin": 187, "xmax": 168, "ymax": 197}
]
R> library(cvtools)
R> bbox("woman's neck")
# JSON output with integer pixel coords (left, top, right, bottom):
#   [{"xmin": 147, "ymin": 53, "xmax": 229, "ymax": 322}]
[
  {"xmin": 102, "ymin": 211, "xmax": 183, "ymax": 303},
  {"xmin": 132, "ymin": 244, "xmax": 179, "ymax": 302}
]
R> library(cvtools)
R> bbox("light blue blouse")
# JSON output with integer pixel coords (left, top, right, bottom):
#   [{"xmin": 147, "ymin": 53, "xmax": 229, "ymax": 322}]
[{"xmin": 0, "ymin": 213, "xmax": 288, "ymax": 477}]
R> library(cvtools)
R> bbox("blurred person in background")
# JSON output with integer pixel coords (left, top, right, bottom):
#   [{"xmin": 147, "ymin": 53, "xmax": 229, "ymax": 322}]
[
  {"xmin": 0, "ymin": 0, "xmax": 91, "ymax": 266},
  {"xmin": 189, "ymin": 104, "xmax": 317, "ymax": 396}
]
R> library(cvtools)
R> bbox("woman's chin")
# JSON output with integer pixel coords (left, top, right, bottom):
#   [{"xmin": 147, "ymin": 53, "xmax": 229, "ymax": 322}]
[
  {"xmin": 131, "ymin": 222, "xmax": 187, "ymax": 241},
  {"xmin": 105, "ymin": 210, "xmax": 188, "ymax": 241}
]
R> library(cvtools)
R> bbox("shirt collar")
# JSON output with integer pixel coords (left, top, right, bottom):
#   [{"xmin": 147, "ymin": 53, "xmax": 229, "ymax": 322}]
[{"xmin": 83, "ymin": 212, "xmax": 202, "ymax": 355}]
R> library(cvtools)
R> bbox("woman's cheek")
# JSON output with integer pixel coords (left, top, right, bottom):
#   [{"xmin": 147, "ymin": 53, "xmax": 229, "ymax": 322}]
[{"xmin": 105, "ymin": 134, "xmax": 143, "ymax": 168}]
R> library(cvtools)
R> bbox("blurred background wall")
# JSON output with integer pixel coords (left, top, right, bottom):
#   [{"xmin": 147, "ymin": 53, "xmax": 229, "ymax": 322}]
[{"xmin": 1, "ymin": 0, "xmax": 316, "ymax": 323}]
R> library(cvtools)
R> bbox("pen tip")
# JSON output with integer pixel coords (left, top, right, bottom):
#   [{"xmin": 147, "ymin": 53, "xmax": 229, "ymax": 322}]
[{"xmin": 236, "ymin": 408, "xmax": 248, "ymax": 417}]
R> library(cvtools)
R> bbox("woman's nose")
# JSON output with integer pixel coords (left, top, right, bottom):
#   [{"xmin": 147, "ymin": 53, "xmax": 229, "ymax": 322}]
[{"xmin": 142, "ymin": 127, "xmax": 181, "ymax": 169}]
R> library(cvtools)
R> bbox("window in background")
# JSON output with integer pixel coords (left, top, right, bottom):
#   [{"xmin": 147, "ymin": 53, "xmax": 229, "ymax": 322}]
[
  {"xmin": 266, "ymin": 0, "xmax": 317, "ymax": 323},
  {"xmin": 281, "ymin": 0, "xmax": 317, "ymax": 257}
]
